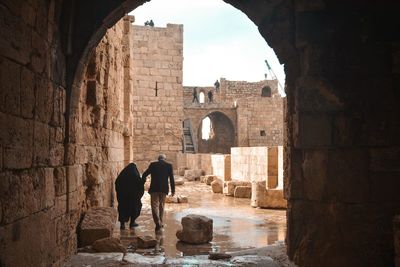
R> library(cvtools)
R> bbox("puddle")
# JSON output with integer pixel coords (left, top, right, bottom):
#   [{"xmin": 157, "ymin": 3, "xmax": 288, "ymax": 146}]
[{"xmin": 114, "ymin": 180, "xmax": 286, "ymax": 257}]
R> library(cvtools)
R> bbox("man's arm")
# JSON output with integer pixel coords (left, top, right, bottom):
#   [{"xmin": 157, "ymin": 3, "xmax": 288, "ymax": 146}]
[
  {"xmin": 142, "ymin": 164, "xmax": 152, "ymax": 184},
  {"xmin": 169, "ymin": 165, "xmax": 175, "ymax": 196}
]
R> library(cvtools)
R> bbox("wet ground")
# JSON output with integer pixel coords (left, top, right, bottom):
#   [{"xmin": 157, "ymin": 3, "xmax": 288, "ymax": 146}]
[{"xmin": 113, "ymin": 180, "xmax": 286, "ymax": 257}]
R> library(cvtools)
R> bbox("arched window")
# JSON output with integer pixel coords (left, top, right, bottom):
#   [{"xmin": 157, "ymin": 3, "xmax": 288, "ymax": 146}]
[
  {"xmin": 261, "ymin": 86, "xmax": 272, "ymax": 97},
  {"xmin": 201, "ymin": 117, "xmax": 213, "ymax": 140},
  {"xmin": 199, "ymin": 92, "xmax": 205, "ymax": 103}
]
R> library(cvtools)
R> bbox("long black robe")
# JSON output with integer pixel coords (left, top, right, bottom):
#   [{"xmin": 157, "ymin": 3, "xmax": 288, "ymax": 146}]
[{"xmin": 115, "ymin": 163, "xmax": 144, "ymax": 223}]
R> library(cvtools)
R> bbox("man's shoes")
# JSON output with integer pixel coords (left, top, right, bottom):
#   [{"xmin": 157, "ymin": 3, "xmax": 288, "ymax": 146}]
[
  {"xmin": 129, "ymin": 222, "xmax": 139, "ymax": 228},
  {"xmin": 120, "ymin": 223, "xmax": 126, "ymax": 230}
]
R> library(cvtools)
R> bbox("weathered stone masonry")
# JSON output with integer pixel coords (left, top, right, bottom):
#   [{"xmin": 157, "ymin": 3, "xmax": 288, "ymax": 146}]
[
  {"xmin": 130, "ymin": 23, "xmax": 184, "ymax": 171},
  {"xmin": 1, "ymin": 1, "xmax": 400, "ymax": 267},
  {"xmin": 183, "ymin": 79, "xmax": 284, "ymax": 153}
]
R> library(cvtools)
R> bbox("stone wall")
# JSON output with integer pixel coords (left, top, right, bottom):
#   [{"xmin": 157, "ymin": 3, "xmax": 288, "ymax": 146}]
[
  {"xmin": 72, "ymin": 18, "xmax": 129, "ymax": 209},
  {"xmin": 0, "ymin": 1, "xmax": 75, "ymax": 266},
  {"xmin": 130, "ymin": 24, "xmax": 184, "ymax": 171},
  {"xmin": 237, "ymin": 97, "xmax": 284, "ymax": 147},
  {"xmin": 183, "ymin": 79, "xmax": 283, "ymax": 150},
  {"xmin": 231, "ymin": 147, "xmax": 269, "ymax": 182},
  {"xmin": 176, "ymin": 153, "xmax": 230, "ymax": 181},
  {"xmin": 2, "ymin": 1, "xmax": 400, "ymax": 266}
]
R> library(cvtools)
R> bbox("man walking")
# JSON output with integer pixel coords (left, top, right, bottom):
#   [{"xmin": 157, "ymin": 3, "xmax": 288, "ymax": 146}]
[{"xmin": 142, "ymin": 154, "xmax": 175, "ymax": 231}]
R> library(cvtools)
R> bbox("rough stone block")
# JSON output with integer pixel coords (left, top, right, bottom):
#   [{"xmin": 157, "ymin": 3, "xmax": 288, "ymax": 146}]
[
  {"xmin": 20, "ymin": 68, "xmax": 35, "ymax": 118},
  {"xmin": 79, "ymin": 207, "xmax": 117, "ymax": 247},
  {"xmin": 234, "ymin": 186, "xmax": 252, "ymax": 198},
  {"xmin": 0, "ymin": 58, "xmax": 21, "ymax": 116},
  {"xmin": 174, "ymin": 176, "xmax": 185, "ymax": 185},
  {"xmin": 370, "ymin": 148, "xmax": 400, "ymax": 172},
  {"xmin": 251, "ymin": 182, "xmax": 287, "ymax": 209},
  {"xmin": 176, "ymin": 214, "xmax": 213, "ymax": 244},
  {"xmin": 53, "ymin": 167, "xmax": 66, "ymax": 196},
  {"xmin": 297, "ymin": 113, "xmax": 331, "ymax": 148},
  {"xmin": 64, "ymin": 253, "xmax": 123, "ymax": 267},
  {"xmin": 184, "ymin": 169, "xmax": 202, "ymax": 181},
  {"xmin": 92, "ymin": 237, "xmax": 126, "ymax": 253},
  {"xmin": 67, "ymin": 165, "xmax": 82, "ymax": 193},
  {"xmin": 205, "ymin": 175, "xmax": 217, "ymax": 185},
  {"xmin": 211, "ymin": 179, "xmax": 223, "ymax": 193},
  {"xmin": 33, "ymin": 121, "xmax": 50, "ymax": 165},
  {"xmin": 135, "ymin": 235, "xmax": 157, "ymax": 248},
  {"xmin": 123, "ymin": 253, "xmax": 165, "ymax": 265},
  {"xmin": 224, "ymin": 181, "xmax": 251, "ymax": 196}
]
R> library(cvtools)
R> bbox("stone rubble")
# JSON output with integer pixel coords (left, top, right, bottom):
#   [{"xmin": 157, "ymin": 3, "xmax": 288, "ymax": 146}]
[
  {"xmin": 79, "ymin": 207, "xmax": 117, "ymax": 247},
  {"xmin": 224, "ymin": 181, "xmax": 251, "ymax": 196},
  {"xmin": 251, "ymin": 182, "xmax": 287, "ymax": 209},
  {"xmin": 176, "ymin": 214, "xmax": 213, "ymax": 244},
  {"xmin": 184, "ymin": 169, "xmax": 203, "ymax": 181},
  {"xmin": 165, "ymin": 195, "xmax": 189, "ymax": 203},
  {"xmin": 211, "ymin": 179, "xmax": 223, "ymax": 193},
  {"xmin": 92, "ymin": 237, "xmax": 126, "ymax": 253},
  {"xmin": 234, "ymin": 186, "xmax": 252, "ymax": 199},
  {"xmin": 134, "ymin": 235, "xmax": 158, "ymax": 249}
]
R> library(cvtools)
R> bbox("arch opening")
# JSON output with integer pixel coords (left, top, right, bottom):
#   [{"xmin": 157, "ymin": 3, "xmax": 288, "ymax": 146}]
[{"xmin": 198, "ymin": 112, "xmax": 235, "ymax": 154}]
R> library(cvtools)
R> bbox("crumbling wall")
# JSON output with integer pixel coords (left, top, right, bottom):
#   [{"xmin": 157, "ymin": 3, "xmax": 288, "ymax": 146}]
[
  {"xmin": 130, "ymin": 24, "xmax": 184, "ymax": 171},
  {"xmin": 183, "ymin": 79, "xmax": 283, "ymax": 149},
  {"xmin": 72, "ymin": 18, "xmax": 129, "ymax": 209}
]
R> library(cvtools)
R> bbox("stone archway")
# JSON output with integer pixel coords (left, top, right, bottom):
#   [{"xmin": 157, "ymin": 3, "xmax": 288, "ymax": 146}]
[
  {"xmin": 198, "ymin": 111, "xmax": 235, "ymax": 154},
  {"xmin": 0, "ymin": 1, "xmax": 392, "ymax": 267},
  {"xmin": 61, "ymin": 1, "xmax": 400, "ymax": 267}
]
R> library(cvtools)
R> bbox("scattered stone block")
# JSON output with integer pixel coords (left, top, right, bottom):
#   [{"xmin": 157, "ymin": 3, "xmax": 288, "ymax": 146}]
[
  {"xmin": 135, "ymin": 235, "xmax": 157, "ymax": 248},
  {"xmin": 231, "ymin": 255, "xmax": 279, "ymax": 267},
  {"xmin": 178, "ymin": 195, "xmax": 188, "ymax": 203},
  {"xmin": 251, "ymin": 182, "xmax": 287, "ymax": 209},
  {"xmin": 184, "ymin": 169, "xmax": 203, "ymax": 181},
  {"xmin": 211, "ymin": 179, "xmax": 223, "ymax": 193},
  {"xmin": 64, "ymin": 253, "xmax": 123, "ymax": 267},
  {"xmin": 123, "ymin": 253, "xmax": 166, "ymax": 265},
  {"xmin": 79, "ymin": 207, "xmax": 117, "ymax": 247},
  {"xmin": 200, "ymin": 175, "xmax": 207, "ymax": 183},
  {"xmin": 234, "ymin": 186, "xmax": 252, "ymax": 198},
  {"xmin": 166, "ymin": 195, "xmax": 179, "ymax": 203},
  {"xmin": 205, "ymin": 175, "xmax": 217, "ymax": 185},
  {"xmin": 208, "ymin": 252, "xmax": 232, "ymax": 260},
  {"xmin": 224, "ymin": 181, "xmax": 251, "ymax": 196},
  {"xmin": 175, "ymin": 176, "xmax": 185, "ymax": 185},
  {"xmin": 178, "ymin": 167, "xmax": 189, "ymax": 176},
  {"xmin": 166, "ymin": 195, "xmax": 188, "ymax": 203},
  {"xmin": 176, "ymin": 214, "xmax": 213, "ymax": 244},
  {"xmin": 92, "ymin": 237, "xmax": 126, "ymax": 253}
]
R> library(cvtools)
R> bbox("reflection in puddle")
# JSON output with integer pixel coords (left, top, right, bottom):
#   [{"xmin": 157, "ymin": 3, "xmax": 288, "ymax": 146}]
[{"xmin": 114, "ymin": 181, "xmax": 286, "ymax": 257}]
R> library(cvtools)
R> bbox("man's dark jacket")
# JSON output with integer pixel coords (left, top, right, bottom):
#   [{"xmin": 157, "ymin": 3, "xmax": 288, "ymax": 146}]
[{"xmin": 142, "ymin": 159, "xmax": 175, "ymax": 194}]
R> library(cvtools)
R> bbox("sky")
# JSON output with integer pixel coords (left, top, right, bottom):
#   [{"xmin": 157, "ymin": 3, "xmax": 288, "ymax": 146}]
[{"xmin": 130, "ymin": 0, "xmax": 285, "ymax": 94}]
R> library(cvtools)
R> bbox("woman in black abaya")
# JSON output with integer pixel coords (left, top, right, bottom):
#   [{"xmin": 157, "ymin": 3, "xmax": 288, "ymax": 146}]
[{"xmin": 115, "ymin": 163, "xmax": 144, "ymax": 230}]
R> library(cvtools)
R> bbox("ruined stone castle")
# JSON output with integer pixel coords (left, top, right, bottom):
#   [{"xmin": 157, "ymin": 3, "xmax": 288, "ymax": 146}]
[{"xmin": 1, "ymin": 1, "xmax": 400, "ymax": 267}]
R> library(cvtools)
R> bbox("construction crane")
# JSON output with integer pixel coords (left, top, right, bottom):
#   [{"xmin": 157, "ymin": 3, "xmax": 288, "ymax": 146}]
[{"xmin": 264, "ymin": 59, "xmax": 284, "ymax": 93}]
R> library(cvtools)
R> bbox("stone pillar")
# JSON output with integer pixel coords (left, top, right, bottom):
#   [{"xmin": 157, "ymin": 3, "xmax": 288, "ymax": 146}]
[
  {"xmin": 277, "ymin": 146, "xmax": 284, "ymax": 189},
  {"xmin": 267, "ymin": 147, "xmax": 278, "ymax": 189}
]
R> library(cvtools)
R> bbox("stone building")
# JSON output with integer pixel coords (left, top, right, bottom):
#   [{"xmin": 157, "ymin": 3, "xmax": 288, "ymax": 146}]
[
  {"xmin": 183, "ymin": 79, "xmax": 284, "ymax": 154},
  {"xmin": 0, "ymin": 1, "xmax": 400, "ymax": 267}
]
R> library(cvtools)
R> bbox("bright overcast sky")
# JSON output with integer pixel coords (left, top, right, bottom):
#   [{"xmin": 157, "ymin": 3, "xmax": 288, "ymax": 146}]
[{"xmin": 130, "ymin": 0, "xmax": 285, "ymax": 93}]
